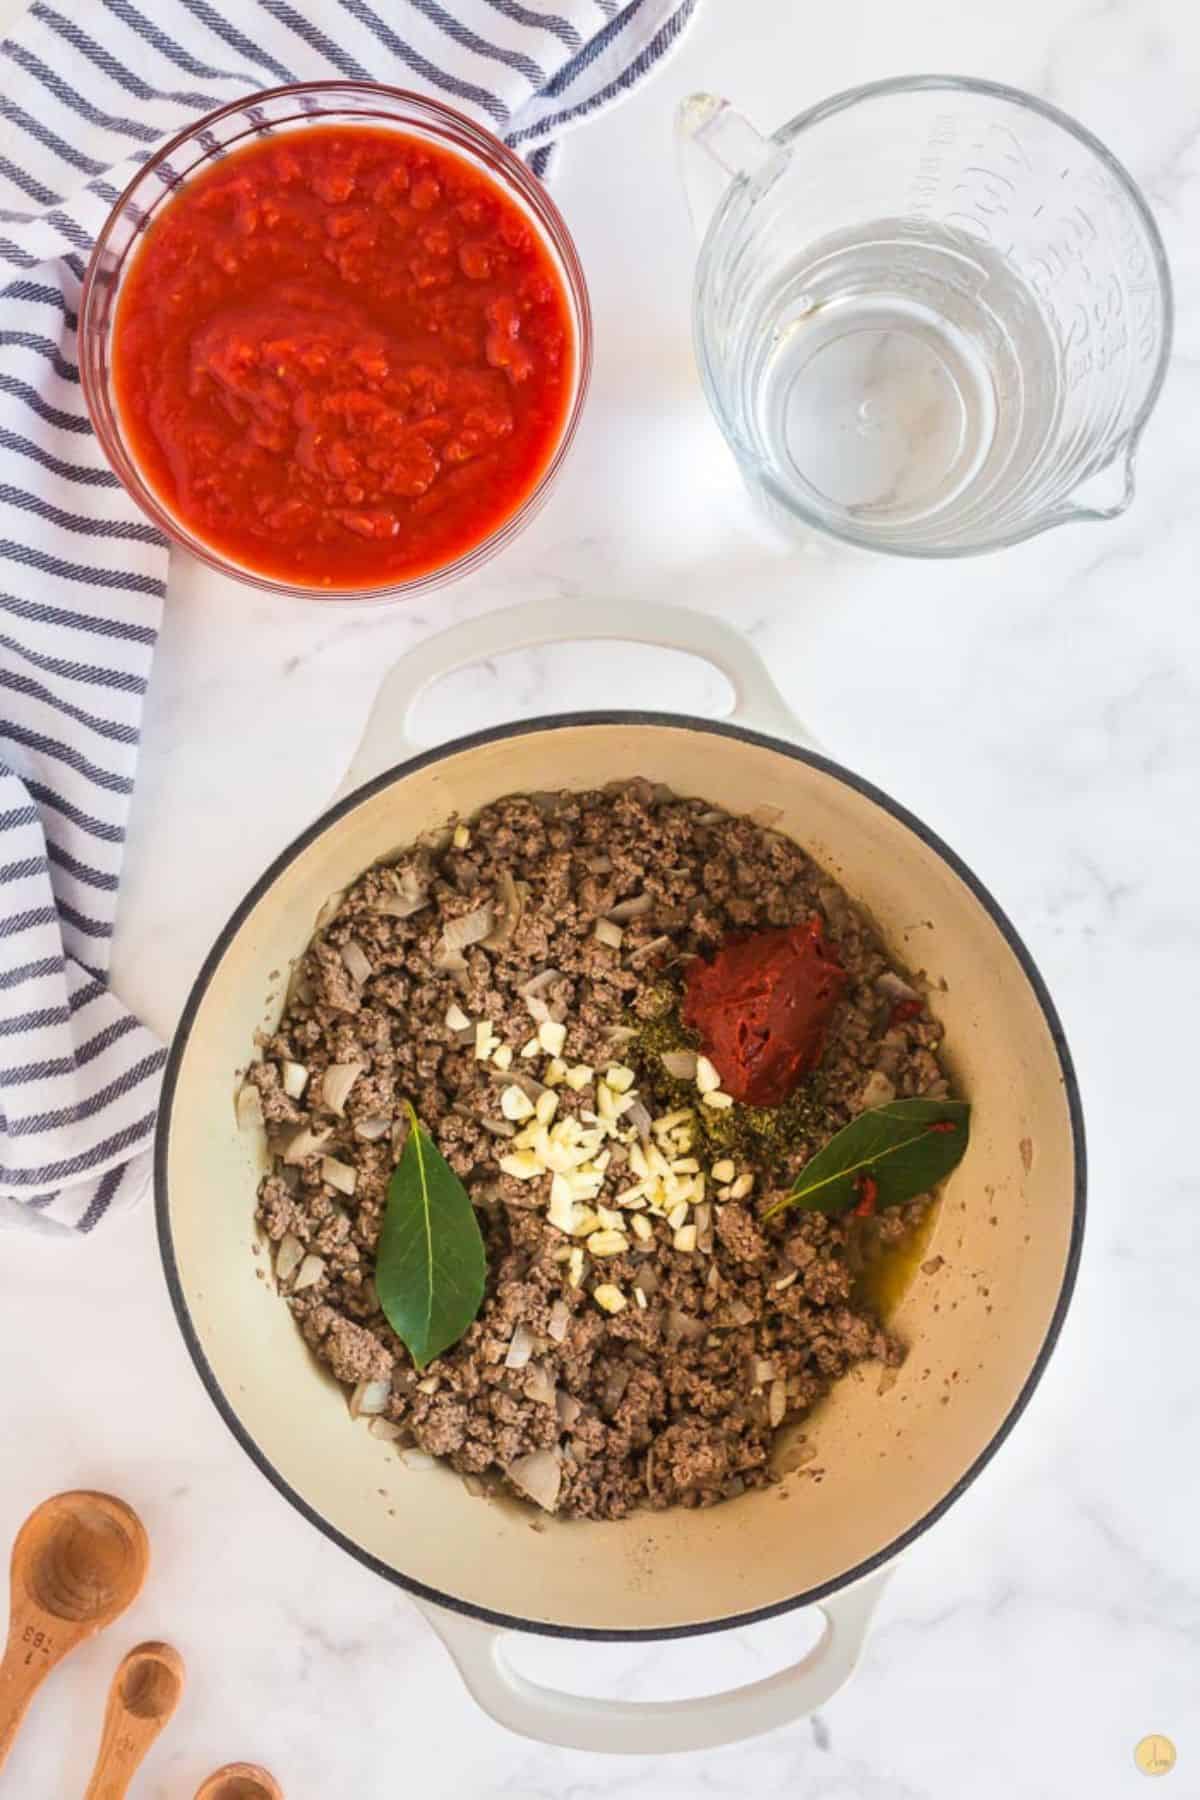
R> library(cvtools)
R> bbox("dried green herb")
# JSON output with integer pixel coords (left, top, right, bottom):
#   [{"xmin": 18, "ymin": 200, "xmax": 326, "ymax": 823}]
[
  {"xmin": 764, "ymin": 1097, "xmax": 970, "ymax": 1220},
  {"xmin": 375, "ymin": 1104, "xmax": 486, "ymax": 1368}
]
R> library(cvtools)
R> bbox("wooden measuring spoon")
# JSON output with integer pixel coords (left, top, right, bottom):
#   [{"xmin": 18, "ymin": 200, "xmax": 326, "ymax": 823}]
[
  {"xmin": 194, "ymin": 1764, "xmax": 283, "ymax": 1800},
  {"xmin": 82, "ymin": 1640, "xmax": 185, "ymax": 1799},
  {"xmin": 0, "ymin": 1491, "xmax": 148, "ymax": 1774}
]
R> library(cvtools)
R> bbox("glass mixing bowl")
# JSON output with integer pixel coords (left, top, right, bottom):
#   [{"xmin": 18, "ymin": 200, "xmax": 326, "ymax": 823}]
[{"xmin": 80, "ymin": 82, "xmax": 592, "ymax": 603}]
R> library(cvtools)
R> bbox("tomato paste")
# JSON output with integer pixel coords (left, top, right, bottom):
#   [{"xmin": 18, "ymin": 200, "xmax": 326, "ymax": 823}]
[
  {"xmin": 683, "ymin": 920, "xmax": 847, "ymax": 1106},
  {"xmin": 113, "ymin": 126, "xmax": 573, "ymax": 588}
]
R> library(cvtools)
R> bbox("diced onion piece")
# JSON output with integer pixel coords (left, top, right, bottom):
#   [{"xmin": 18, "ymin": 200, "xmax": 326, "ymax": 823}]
[
  {"xmin": 537, "ymin": 1019, "xmax": 566, "ymax": 1057},
  {"xmin": 555, "ymin": 1391, "xmax": 582, "ymax": 1429},
  {"xmin": 292, "ymin": 1253, "xmax": 326, "ymax": 1291},
  {"xmin": 354, "ymin": 1115, "xmax": 391, "ymax": 1142},
  {"xmin": 481, "ymin": 1117, "xmax": 517, "ymax": 1140},
  {"xmin": 673, "ymin": 1224, "xmax": 698, "ymax": 1253},
  {"xmin": 481, "ymin": 872, "xmax": 527, "ymax": 949},
  {"xmin": 445, "ymin": 1002, "xmax": 471, "ymax": 1032},
  {"xmin": 401, "ymin": 1450, "xmax": 437, "ymax": 1470},
  {"xmin": 702, "ymin": 1090, "xmax": 734, "ymax": 1111},
  {"xmin": 877, "ymin": 969, "xmax": 920, "ymax": 1003},
  {"xmin": 340, "ymin": 939, "xmax": 373, "ymax": 985},
  {"xmin": 369, "ymin": 1417, "xmax": 404, "ymax": 1441},
  {"xmin": 507, "ymin": 1448, "xmax": 562, "ymax": 1513},
  {"xmin": 274, "ymin": 1232, "xmax": 304, "ymax": 1285},
  {"xmin": 373, "ymin": 866, "xmax": 429, "ymax": 917},
  {"xmin": 768, "ymin": 1379, "xmax": 788, "ymax": 1428},
  {"xmin": 314, "ymin": 889, "xmax": 346, "ymax": 932},
  {"xmin": 505, "ymin": 1322, "xmax": 535, "ymax": 1369},
  {"xmin": 526, "ymin": 1361, "xmax": 557, "ymax": 1408},
  {"xmin": 594, "ymin": 918, "xmax": 623, "ymax": 949},
  {"xmin": 281, "ymin": 1060, "xmax": 309, "ymax": 1100},
  {"xmin": 754, "ymin": 1358, "xmax": 777, "ymax": 1385},
  {"xmin": 711, "ymin": 1158, "xmax": 736, "ymax": 1184},
  {"xmin": 442, "ymin": 904, "xmax": 494, "ymax": 953},
  {"xmin": 524, "ymin": 994, "xmax": 551, "ymax": 1023},
  {"xmin": 519, "ymin": 967, "xmax": 561, "ymax": 997},
  {"xmin": 660, "ymin": 1049, "xmax": 698, "ymax": 1081},
  {"xmin": 283, "ymin": 1124, "xmax": 332, "ymax": 1165},
  {"xmin": 236, "ymin": 1082, "xmax": 264, "ymax": 1130},
  {"xmin": 631, "ymin": 1214, "xmax": 654, "ymax": 1243},
  {"xmin": 564, "ymin": 1064, "xmax": 593, "ymax": 1092},
  {"xmin": 321, "ymin": 1060, "xmax": 362, "ymax": 1116},
  {"xmin": 548, "ymin": 1299, "xmax": 570, "ymax": 1342},
  {"xmin": 861, "ymin": 1069, "xmax": 897, "ymax": 1108},
  {"xmin": 665, "ymin": 1306, "xmax": 706, "ymax": 1345},
  {"xmin": 349, "ymin": 1377, "xmax": 391, "ymax": 1418},
  {"xmin": 322, "ymin": 1156, "xmax": 357, "ymax": 1196},
  {"xmin": 629, "ymin": 934, "xmax": 672, "ymax": 967},
  {"xmin": 453, "ymin": 823, "xmax": 471, "ymax": 849},
  {"xmin": 607, "ymin": 892, "xmax": 653, "ymax": 923},
  {"xmin": 626, "ymin": 1098, "xmax": 653, "ymax": 1138}
]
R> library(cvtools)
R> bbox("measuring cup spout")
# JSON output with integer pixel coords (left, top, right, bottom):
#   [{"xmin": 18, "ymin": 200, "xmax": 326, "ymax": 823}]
[{"xmin": 675, "ymin": 94, "xmax": 784, "ymax": 240}]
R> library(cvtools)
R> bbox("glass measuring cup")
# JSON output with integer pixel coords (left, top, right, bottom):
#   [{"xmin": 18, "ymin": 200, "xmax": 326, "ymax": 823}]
[{"xmin": 678, "ymin": 76, "xmax": 1173, "ymax": 557}]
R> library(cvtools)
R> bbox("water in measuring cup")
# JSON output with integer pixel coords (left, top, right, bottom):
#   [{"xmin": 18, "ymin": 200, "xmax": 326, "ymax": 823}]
[{"xmin": 737, "ymin": 220, "xmax": 1062, "ymax": 540}]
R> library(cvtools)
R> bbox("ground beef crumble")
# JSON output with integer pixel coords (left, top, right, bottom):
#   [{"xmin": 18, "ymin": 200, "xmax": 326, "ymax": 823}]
[{"xmin": 251, "ymin": 780, "xmax": 948, "ymax": 1519}]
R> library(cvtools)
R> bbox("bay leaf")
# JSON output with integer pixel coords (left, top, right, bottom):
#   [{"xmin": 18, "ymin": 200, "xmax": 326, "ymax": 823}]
[
  {"xmin": 764, "ymin": 1097, "xmax": 970, "ymax": 1220},
  {"xmin": 376, "ymin": 1104, "xmax": 486, "ymax": 1369}
]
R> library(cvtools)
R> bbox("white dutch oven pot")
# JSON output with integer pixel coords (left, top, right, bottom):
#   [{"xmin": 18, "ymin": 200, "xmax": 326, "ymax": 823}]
[{"xmin": 156, "ymin": 601, "xmax": 1084, "ymax": 1754}]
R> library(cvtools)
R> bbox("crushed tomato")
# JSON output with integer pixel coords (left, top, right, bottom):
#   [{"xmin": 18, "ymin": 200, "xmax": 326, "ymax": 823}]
[
  {"xmin": 113, "ymin": 127, "xmax": 574, "ymax": 588},
  {"xmin": 682, "ymin": 920, "xmax": 847, "ymax": 1107}
]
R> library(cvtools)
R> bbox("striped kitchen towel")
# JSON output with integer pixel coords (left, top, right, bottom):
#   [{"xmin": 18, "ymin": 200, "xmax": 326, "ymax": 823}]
[{"xmin": 0, "ymin": 0, "xmax": 700, "ymax": 1234}]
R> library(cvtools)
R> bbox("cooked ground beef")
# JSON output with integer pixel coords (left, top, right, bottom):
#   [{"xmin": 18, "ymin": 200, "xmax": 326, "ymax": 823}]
[{"xmin": 251, "ymin": 780, "xmax": 947, "ymax": 1519}]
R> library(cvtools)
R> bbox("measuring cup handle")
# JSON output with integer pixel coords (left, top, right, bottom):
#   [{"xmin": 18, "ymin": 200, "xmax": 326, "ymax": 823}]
[{"xmin": 336, "ymin": 598, "xmax": 816, "ymax": 798}]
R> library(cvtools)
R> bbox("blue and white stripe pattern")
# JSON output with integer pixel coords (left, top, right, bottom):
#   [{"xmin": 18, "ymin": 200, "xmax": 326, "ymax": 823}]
[{"xmin": 0, "ymin": 0, "xmax": 699, "ymax": 1234}]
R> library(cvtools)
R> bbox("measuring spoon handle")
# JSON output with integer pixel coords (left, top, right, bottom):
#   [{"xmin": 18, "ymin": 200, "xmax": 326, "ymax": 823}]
[
  {"xmin": 0, "ymin": 1601, "xmax": 68, "ymax": 1773},
  {"xmin": 82, "ymin": 1643, "xmax": 185, "ymax": 1800}
]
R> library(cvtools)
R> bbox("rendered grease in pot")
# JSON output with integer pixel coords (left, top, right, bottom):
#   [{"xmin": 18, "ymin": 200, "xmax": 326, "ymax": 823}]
[{"xmin": 244, "ymin": 780, "xmax": 958, "ymax": 1518}]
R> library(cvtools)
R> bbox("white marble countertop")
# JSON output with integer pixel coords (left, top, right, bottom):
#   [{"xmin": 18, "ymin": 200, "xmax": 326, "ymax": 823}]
[{"xmin": 3, "ymin": 0, "xmax": 1200, "ymax": 1792}]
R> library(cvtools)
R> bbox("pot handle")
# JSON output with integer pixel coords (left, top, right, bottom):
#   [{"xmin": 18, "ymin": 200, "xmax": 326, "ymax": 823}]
[
  {"xmin": 336, "ymin": 598, "xmax": 815, "ymax": 798},
  {"xmin": 415, "ymin": 1569, "xmax": 889, "ymax": 1754}
]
